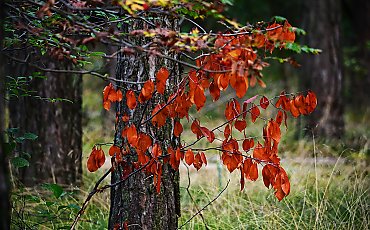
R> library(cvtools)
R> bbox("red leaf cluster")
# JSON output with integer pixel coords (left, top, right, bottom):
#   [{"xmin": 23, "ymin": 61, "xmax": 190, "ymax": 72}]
[
  {"xmin": 103, "ymin": 83, "xmax": 123, "ymax": 111},
  {"xmin": 87, "ymin": 146, "xmax": 105, "ymax": 172}
]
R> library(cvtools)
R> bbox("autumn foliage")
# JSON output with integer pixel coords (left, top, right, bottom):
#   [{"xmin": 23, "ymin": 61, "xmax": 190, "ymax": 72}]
[{"xmin": 86, "ymin": 19, "xmax": 317, "ymax": 201}]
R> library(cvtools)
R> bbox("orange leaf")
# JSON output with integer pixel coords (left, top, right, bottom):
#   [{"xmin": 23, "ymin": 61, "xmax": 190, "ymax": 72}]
[
  {"xmin": 109, "ymin": 145, "xmax": 120, "ymax": 156},
  {"xmin": 87, "ymin": 146, "xmax": 105, "ymax": 172},
  {"xmin": 126, "ymin": 124, "xmax": 138, "ymax": 147},
  {"xmin": 224, "ymin": 124, "xmax": 231, "ymax": 139},
  {"xmin": 173, "ymin": 121, "xmax": 183, "ymax": 137},
  {"xmin": 242, "ymin": 138, "xmax": 254, "ymax": 152},
  {"xmin": 152, "ymin": 143, "xmax": 162, "ymax": 158},
  {"xmin": 289, "ymin": 100, "xmax": 300, "ymax": 117},
  {"xmin": 275, "ymin": 110, "xmax": 283, "ymax": 125},
  {"xmin": 185, "ymin": 149, "xmax": 194, "ymax": 165},
  {"xmin": 200, "ymin": 127, "xmax": 215, "ymax": 143},
  {"xmin": 209, "ymin": 81, "xmax": 220, "ymax": 101},
  {"xmin": 267, "ymin": 119, "xmax": 281, "ymax": 143},
  {"xmin": 151, "ymin": 104, "xmax": 167, "ymax": 128},
  {"xmin": 260, "ymin": 96, "xmax": 269, "ymax": 109},
  {"xmin": 234, "ymin": 76, "xmax": 248, "ymax": 98},
  {"xmin": 267, "ymin": 23, "xmax": 283, "ymax": 41},
  {"xmin": 103, "ymin": 100, "xmax": 111, "ymax": 111},
  {"xmin": 191, "ymin": 119, "xmax": 203, "ymax": 139},
  {"xmin": 251, "ymin": 105, "xmax": 260, "ymax": 123},
  {"xmin": 248, "ymin": 162, "xmax": 258, "ymax": 181},
  {"xmin": 200, "ymin": 152, "xmax": 207, "ymax": 165},
  {"xmin": 156, "ymin": 67, "xmax": 170, "ymax": 95},
  {"xmin": 235, "ymin": 119, "xmax": 247, "ymax": 132},
  {"xmin": 137, "ymin": 133, "xmax": 152, "ymax": 153},
  {"xmin": 126, "ymin": 90, "xmax": 137, "ymax": 110},
  {"xmin": 194, "ymin": 86, "xmax": 206, "ymax": 111},
  {"xmin": 138, "ymin": 80, "xmax": 155, "ymax": 103},
  {"xmin": 253, "ymin": 142, "xmax": 268, "ymax": 161},
  {"xmin": 116, "ymin": 89, "xmax": 123, "ymax": 102},
  {"xmin": 193, "ymin": 153, "xmax": 202, "ymax": 171}
]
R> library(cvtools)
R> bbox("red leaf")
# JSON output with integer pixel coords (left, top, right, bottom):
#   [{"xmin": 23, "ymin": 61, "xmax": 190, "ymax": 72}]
[
  {"xmin": 267, "ymin": 119, "xmax": 281, "ymax": 143},
  {"xmin": 151, "ymin": 104, "xmax": 167, "ymax": 128},
  {"xmin": 224, "ymin": 124, "xmax": 231, "ymax": 139},
  {"xmin": 136, "ymin": 133, "xmax": 152, "ymax": 153},
  {"xmin": 103, "ymin": 100, "xmax": 111, "ymax": 111},
  {"xmin": 116, "ymin": 90, "xmax": 123, "ymax": 102},
  {"xmin": 185, "ymin": 149, "xmax": 194, "ymax": 165},
  {"xmin": 109, "ymin": 145, "xmax": 120, "ymax": 156},
  {"xmin": 126, "ymin": 90, "xmax": 137, "ymax": 110},
  {"xmin": 194, "ymin": 86, "xmax": 206, "ymax": 111},
  {"xmin": 260, "ymin": 96, "xmax": 269, "ymax": 109},
  {"xmin": 152, "ymin": 143, "xmax": 162, "ymax": 158},
  {"xmin": 242, "ymin": 138, "xmax": 254, "ymax": 152},
  {"xmin": 138, "ymin": 80, "xmax": 155, "ymax": 103},
  {"xmin": 235, "ymin": 119, "xmax": 247, "ymax": 132},
  {"xmin": 173, "ymin": 121, "xmax": 183, "ymax": 137},
  {"xmin": 156, "ymin": 67, "xmax": 170, "ymax": 95},
  {"xmin": 126, "ymin": 124, "xmax": 138, "ymax": 147},
  {"xmin": 251, "ymin": 105, "xmax": 260, "ymax": 123},
  {"xmin": 193, "ymin": 153, "xmax": 203, "ymax": 171},
  {"xmin": 87, "ymin": 146, "xmax": 105, "ymax": 172},
  {"xmin": 191, "ymin": 119, "xmax": 203, "ymax": 139},
  {"xmin": 248, "ymin": 162, "xmax": 258, "ymax": 181},
  {"xmin": 209, "ymin": 81, "xmax": 220, "ymax": 101},
  {"xmin": 200, "ymin": 152, "xmax": 207, "ymax": 165}
]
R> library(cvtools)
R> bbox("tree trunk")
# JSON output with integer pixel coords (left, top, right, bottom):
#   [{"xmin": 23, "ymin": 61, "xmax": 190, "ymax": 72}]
[
  {"xmin": 8, "ymin": 62, "xmax": 82, "ymax": 186},
  {"xmin": 302, "ymin": 0, "xmax": 344, "ymax": 139},
  {"xmin": 108, "ymin": 17, "xmax": 181, "ymax": 229},
  {"xmin": 0, "ymin": 0, "xmax": 11, "ymax": 227}
]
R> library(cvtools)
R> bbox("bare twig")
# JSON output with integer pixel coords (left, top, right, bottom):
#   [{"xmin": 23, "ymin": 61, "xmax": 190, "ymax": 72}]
[{"xmin": 177, "ymin": 179, "xmax": 230, "ymax": 229}]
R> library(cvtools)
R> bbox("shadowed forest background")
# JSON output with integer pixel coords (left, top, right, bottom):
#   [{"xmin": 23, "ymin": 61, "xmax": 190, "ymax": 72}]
[{"xmin": 1, "ymin": 0, "xmax": 369, "ymax": 229}]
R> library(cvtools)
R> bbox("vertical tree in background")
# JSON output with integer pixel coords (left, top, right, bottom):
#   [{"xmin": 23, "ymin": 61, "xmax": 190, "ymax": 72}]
[
  {"xmin": 8, "ymin": 64, "xmax": 82, "ymax": 186},
  {"xmin": 302, "ymin": 0, "xmax": 344, "ymax": 138},
  {"xmin": 344, "ymin": 0, "xmax": 370, "ymax": 109},
  {"xmin": 0, "ymin": 1, "xmax": 10, "ymax": 228},
  {"xmin": 108, "ymin": 17, "xmax": 180, "ymax": 229}
]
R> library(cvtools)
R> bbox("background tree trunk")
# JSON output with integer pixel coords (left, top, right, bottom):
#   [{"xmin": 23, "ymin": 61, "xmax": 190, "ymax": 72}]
[
  {"xmin": 8, "ymin": 62, "xmax": 82, "ymax": 186},
  {"xmin": 343, "ymin": 0, "xmax": 370, "ymax": 110},
  {"xmin": 0, "ymin": 0, "xmax": 11, "ymax": 227},
  {"xmin": 108, "ymin": 16, "xmax": 181, "ymax": 229},
  {"xmin": 302, "ymin": 0, "xmax": 344, "ymax": 139}
]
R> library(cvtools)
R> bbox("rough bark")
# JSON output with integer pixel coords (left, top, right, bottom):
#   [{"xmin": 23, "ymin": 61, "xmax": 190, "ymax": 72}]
[
  {"xmin": 108, "ymin": 16, "xmax": 181, "ymax": 230},
  {"xmin": 8, "ymin": 61, "xmax": 82, "ymax": 186},
  {"xmin": 302, "ymin": 0, "xmax": 344, "ymax": 139},
  {"xmin": 0, "ymin": 0, "xmax": 11, "ymax": 228}
]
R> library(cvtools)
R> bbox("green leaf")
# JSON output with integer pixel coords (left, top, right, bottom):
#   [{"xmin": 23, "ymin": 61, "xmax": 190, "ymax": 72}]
[
  {"xmin": 272, "ymin": 16, "xmax": 287, "ymax": 23},
  {"xmin": 4, "ymin": 142, "xmax": 16, "ymax": 155},
  {"xmin": 11, "ymin": 157, "xmax": 30, "ymax": 168},
  {"xmin": 42, "ymin": 183, "xmax": 64, "ymax": 198},
  {"xmin": 23, "ymin": 132, "xmax": 38, "ymax": 140}
]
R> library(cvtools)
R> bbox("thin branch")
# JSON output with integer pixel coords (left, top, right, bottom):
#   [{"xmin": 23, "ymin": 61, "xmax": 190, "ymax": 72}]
[
  {"xmin": 70, "ymin": 168, "xmax": 111, "ymax": 230},
  {"xmin": 177, "ymin": 179, "xmax": 230, "ymax": 229}
]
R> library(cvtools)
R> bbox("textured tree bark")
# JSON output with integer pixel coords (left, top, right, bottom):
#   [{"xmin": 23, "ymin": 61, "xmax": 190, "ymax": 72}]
[
  {"xmin": 8, "ymin": 62, "xmax": 82, "ymax": 186},
  {"xmin": 108, "ymin": 16, "xmax": 181, "ymax": 229},
  {"xmin": 0, "ymin": 0, "xmax": 11, "ymax": 227},
  {"xmin": 302, "ymin": 0, "xmax": 344, "ymax": 139}
]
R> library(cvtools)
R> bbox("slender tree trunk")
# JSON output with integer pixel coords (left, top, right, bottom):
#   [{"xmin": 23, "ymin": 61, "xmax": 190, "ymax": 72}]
[
  {"xmin": 0, "ymin": 0, "xmax": 11, "ymax": 228},
  {"xmin": 302, "ymin": 0, "xmax": 344, "ymax": 139},
  {"xmin": 8, "ymin": 62, "xmax": 82, "ymax": 186},
  {"xmin": 108, "ymin": 16, "xmax": 181, "ymax": 229}
]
